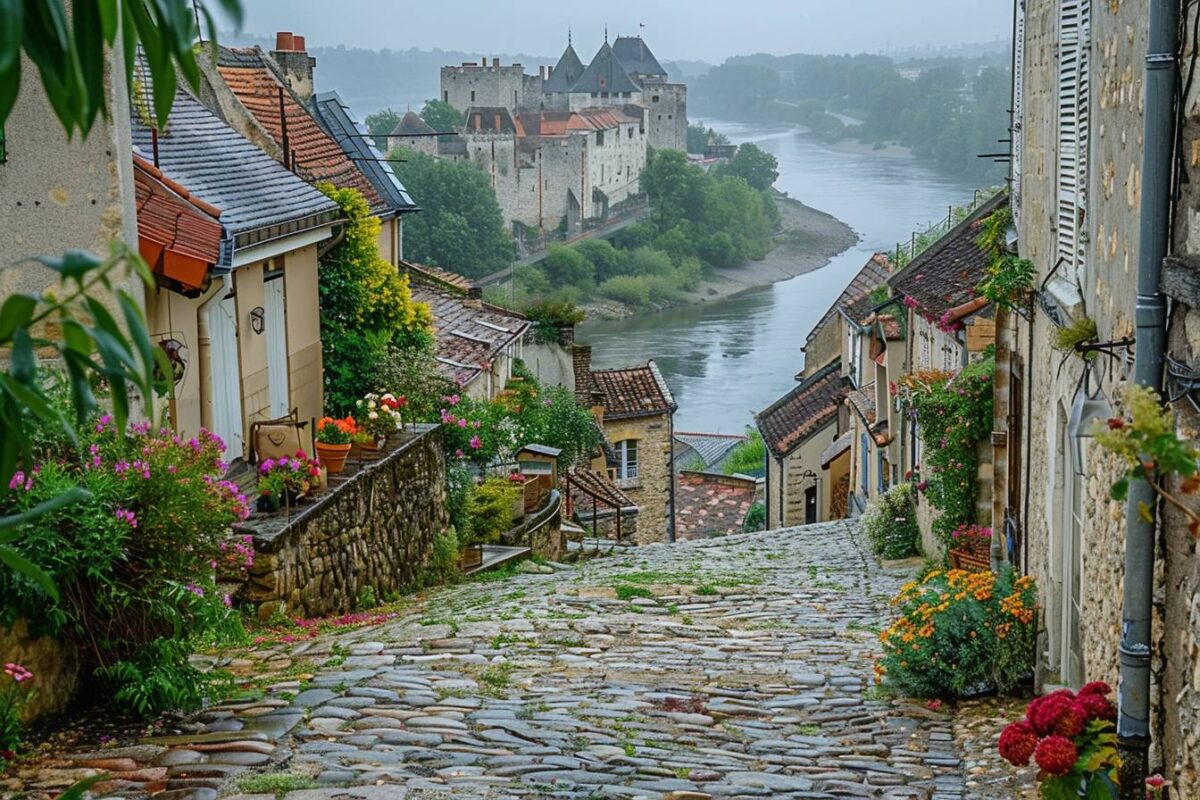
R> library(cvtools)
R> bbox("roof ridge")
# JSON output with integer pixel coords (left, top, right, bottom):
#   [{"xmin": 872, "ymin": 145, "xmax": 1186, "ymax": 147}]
[
  {"xmin": 756, "ymin": 357, "xmax": 843, "ymax": 419},
  {"xmin": 888, "ymin": 190, "xmax": 1007, "ymax": 290}
]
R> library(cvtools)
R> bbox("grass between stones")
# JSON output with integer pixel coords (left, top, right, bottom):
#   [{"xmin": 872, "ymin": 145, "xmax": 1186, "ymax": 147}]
[{"xmin": 233, "ymin": 771, "xmax": 318, "ymax": 797}]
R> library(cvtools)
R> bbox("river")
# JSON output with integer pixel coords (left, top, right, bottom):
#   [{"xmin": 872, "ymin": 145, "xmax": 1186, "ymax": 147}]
[{"xmin": 579, "ymin": 120, "xmax": 978, "ymax": 434}]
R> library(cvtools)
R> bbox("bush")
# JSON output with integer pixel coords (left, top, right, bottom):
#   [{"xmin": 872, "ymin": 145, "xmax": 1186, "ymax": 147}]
[
  {"xmin": 878, "ymin": 567, "xmax": 1037, "ymax": 698},
  {"xmin": 599, "ymin": 275, "xmax": 651, "ymax": 307},
  {"xmin": 573, "ymin": 239, "xmax": 628, "ymax": 283},
  {"xmin": 861, "ymin": 483, "xmax": 921, "ymax": 560},
  {"xmin": 723, "ymin": 429, "xmax": 766, "ymax": 476},
  {"xmin": 626, "ymin": 247, "xmax": 674, "ymax": 277},
  {"xmin": 743, "ymin": 502, "xmax": 766, "ymax": 532},
  {"xmin": 699, "ymin": 231, "xmax": 739, "ymax": 268},
  {"xmin": 524, "ymin": 300, "xmax": 586, "ymax": 343},
  {"xmin": 642, "ymin": 274, "xmax": 684, "ymax": 304},
  {"xmin": 468, "ymin": 477, "xmax": 522, "ymax": 544},
  {"xmin": 543, "ymin": 244, "xmax": 594, "ymax": 289}
]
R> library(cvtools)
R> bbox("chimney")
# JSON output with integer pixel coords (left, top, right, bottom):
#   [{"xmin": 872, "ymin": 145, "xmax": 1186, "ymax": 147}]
[
  {"xmin": 539, "ymin": 65, "xmax": 546, "ymax": 80},
  {"xmin": 473, "ymin": 113, "xmax": 481, "ymax": 131},
  {"xmin": 271, "ymin": 31, "xmax": 317, "ymax": 103},
  {"xmin": 465, "ymin": 286, "xmax": 483, "ymax": 308},
  {"xmin": 494, "ymin": 113, "xmax": 502, "ymax": 131},
  {"xmin": 492, "ymin": 57, "xmax": 500, "ymax": 68},
  {"xmin": 572, "ymin": 344, "xmax": 593, "ymax": 405},
  {"xmin": 547, "ymin": 65, "xmax": 553, "ymax": 79}
]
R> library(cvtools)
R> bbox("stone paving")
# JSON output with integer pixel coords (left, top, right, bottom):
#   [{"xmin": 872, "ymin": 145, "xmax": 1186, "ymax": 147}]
[{"xmin": 23, "ymin": 521, "xmax": 1022, "ymax": 800}]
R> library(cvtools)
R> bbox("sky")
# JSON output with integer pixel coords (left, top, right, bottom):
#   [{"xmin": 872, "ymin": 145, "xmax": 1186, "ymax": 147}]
[{"xmin": 220, "ymin": 0, "xmax": 1012, "ymax": 62}]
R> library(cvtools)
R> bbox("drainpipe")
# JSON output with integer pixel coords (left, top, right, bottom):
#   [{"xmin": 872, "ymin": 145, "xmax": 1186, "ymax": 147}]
[
  {"xmin": 1117, "ymin": 0, "xmax": 1177, "ymax": 791},
  {"xmin": 667, "ymin": 410, "xmax": 677, "ymax": 543}
]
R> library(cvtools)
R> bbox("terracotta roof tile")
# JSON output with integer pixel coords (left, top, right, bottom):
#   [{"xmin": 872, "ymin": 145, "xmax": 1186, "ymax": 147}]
[
  {"xmin": 805, "ymin": 253, "xmax": 892, "ymax": 347},
  {"xmin": 216, "ymin": 47, "xmax": 385, "ymax": 214},
  {"xmin": 566, "ymin": 469, "xmax": 637, "ymax": 513},
  {"xmin": 675, "ymin": 472, "xmax": 757, "ymax": 540},
  {"xmin": 756, "ymin": 359, "xmax": 848, "ymax": 457},
  {"xmin": 847, "ymin": 383, "xmax": 877, "ymax": 427},
  {"xmin": 889, "ymin": 192, "xmax": 1007, "ymax": 318},
  {"xmin": 133, "ymin": 158, "xmax": 222, "ymax": 265},
  {"xmin": 592, "ymin": 362, "xmax": 676, "ymax": 420}
]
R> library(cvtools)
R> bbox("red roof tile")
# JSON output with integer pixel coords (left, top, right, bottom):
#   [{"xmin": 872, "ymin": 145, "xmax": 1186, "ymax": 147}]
[
  {"xmin": 675, "ymin": 472, "xmax": 757, "ymax": 540},
  {"xmin": 592, "ymin": 362, "xmax": 676, "ymax": 420},
  {"xmin": 756, "ymin": 359, "xmax": 848, "ymax": 457},
  {"xmin": 134, "ymin": 158, "xmax": 222, "ymax": 288},
  {"xmin": 805, "ymin": 253, "xmax": 892, "ymax": 348},
  {"xmin": 216, "ymin": 47, "xmax": 385, "ymax": 214}
]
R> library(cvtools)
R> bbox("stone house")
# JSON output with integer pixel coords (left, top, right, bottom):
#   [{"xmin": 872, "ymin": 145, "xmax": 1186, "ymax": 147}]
[{"xmin": 1005, "ymin": 0, "xmax": 1200, "ymax": 784}]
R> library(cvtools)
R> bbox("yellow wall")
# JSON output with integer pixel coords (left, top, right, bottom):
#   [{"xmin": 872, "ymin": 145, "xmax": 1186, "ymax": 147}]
[{"xmin": 284, "ymin": 245, "xmax": 324, "ymax": 428}]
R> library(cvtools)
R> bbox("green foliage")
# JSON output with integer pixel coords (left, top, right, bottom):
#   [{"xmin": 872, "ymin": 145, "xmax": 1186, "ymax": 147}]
[
  {"xmin": 0, "ymin": 663, "xmax": 34, "ymax": 760},
  {"xmin": 377, "ymin": 335, "xmax": 452, "ymax": 424},
  {"xmin": 543, "ymin": 244, "xmax": 595, "ymax": 288},
  {"xmin": 879, "ymin": 567, "xmax": 1037, "ymax": 698},
  {"xmin": 364, "ymin": 107, "xmax": 401, "ymax": 148},
  {"xmin": 316, "ymin": 184, "xmax": 433, "ymax": 413},
  {"xmin": 723, "ymin": 429, "xmax": 766, "ymax": 476},
  {"xmin": 391, "ymin": 149, "xmax": 515, "ymax": 278},
  {"xmin": 445, "ymin": 462, "xmax": 476, "ymax": 545},
  {"xmin": 523, "ymin": 300, "xmax": 586, "ymax": 342},
  {"xmin": 98, "ymin": 637, "xmax": 221, "ymax": 718},
  {"xmin": 901, "ymin": 356, "xmax": 994, "ymax": 545},
  {"xmin": 572, "ymin": 239, "xmax": 628, "ymax": 283},
  {"xmin": 599, "ymin": 275, "xmax": 651, "ymax": 307},
  {"xmin": 719, "ymin": 143, "xmax": 779, "ymax": 190},
  {"xmin": 234, "ymin": 772, "xmax": 319, "ymax": 798},
  {"xmin": 860, "ymin": 483, "xmax": 921, "ymax": 560},
  {"xmin": 420, "ymin": 98, "xmax": 465, "ymax": 133},
  {"xmin": 1052, "ymin": 316, "xmax": 1099, "ymax": 353},
  {"xmin": 615, "ymin": 585, "xmax": 653, "ymax": 600},
  {"xmin": 355, "ymin": 585, "xmax": 378, "ymax": 610},
  {"xmin": 468, "ymin": 477, "xmax": 521, "ymax": 545},
  {"xmin": 742, "ymin": 501, "xmax": 766, "ymax": 533},
  {"xmin": 976, "ymin": 205, "xmax": 1035, "ymax": 311},
  {"xmin": 0, "ymin": 0, "xmax": 244, "ymax": 136},
  {"xmin": 686, "ymin": 124, "xmax": 729, "ymax": 154}
]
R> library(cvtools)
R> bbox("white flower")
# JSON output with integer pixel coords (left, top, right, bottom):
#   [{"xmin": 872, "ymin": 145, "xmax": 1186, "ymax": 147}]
[{"xmin": 368, "ymin": 411, "xmax": 379, "ymax": 420}]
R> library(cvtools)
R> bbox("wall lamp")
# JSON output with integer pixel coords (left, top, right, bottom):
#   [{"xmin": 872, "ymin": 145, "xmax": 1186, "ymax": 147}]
[{"xmin": 249, "ymin": 306, "xmax": 266, "ymax": 335}]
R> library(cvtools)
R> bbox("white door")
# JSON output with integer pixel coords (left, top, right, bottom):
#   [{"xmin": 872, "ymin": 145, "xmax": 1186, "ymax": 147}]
[
  {"xmin": 207, "ymin": 292, "xmax": 244, "ymax": 461},
  {"xmin": 1062, "ymin": 443, "xmax": 1085, "ymax": 687},
  {"xmin": 264, "ymin": 276, "xmax": 290, "ymax": 418}
]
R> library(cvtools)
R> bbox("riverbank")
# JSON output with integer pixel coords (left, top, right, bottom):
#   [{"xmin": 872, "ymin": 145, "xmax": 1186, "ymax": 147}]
[{"xmin": 581, "ymin": 194, "xmax": 857, "ymax": 320}]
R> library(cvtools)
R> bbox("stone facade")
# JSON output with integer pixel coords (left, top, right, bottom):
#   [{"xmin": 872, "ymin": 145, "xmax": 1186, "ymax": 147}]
[
  {"xmin": 601, "ymin": 414, "xmax": 673, "ymax": 544},
  {"xmin": 441, "ymin": 61, "xmax": 536, "ymax": 114},
  {"xmin": 245, "ymin": 426, "xmax": 449, "ymax": 618},
  {"xmin": 642, "ymin": 83, "xmax": 688, "ymax": 153},
  {"xmin": 0, "ymin": 621, "xmax": 81, "ymax": 721}
]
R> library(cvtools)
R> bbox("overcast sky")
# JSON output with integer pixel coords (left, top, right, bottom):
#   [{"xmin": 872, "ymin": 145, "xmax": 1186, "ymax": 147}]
[{"xmin": 222, "ymin": 1, "xmax": 1012, "ymax": 61}]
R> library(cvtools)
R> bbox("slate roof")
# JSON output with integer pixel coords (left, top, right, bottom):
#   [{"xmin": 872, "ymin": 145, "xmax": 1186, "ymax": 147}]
[
  {"xmin": 673, "ymin": 432, "xmax": 746, "ymax": 472},
  {"xmin": 390, "ymin": 110, "xmax": 437, "ymax": 136},
  {"xmin": 573, "ymin": 42, "xmax": 641, "ymax": 95},
  {"xmin": 612, "ymin": 36, "xmax": 667, "ymax": 80},
  {"xmin": 805, "ymin": 253, "xmax": 892, "ymax": 347},
  {"xmin": 592, "ymin": 361, "xmax": 676, "ymax": 420},
  {"xmin": 402, "ymin": 261, "xmax": 529, "ymax": 389},
  {"xmin": 133, "ymin": 158, "xmax": 223, "ymax": 266},
  {"xmin": 544, "ymin": 43, "xmax": 586, "ymax": 93},
  {"xmin": 128, "ymin": 70, "xmax": 338, "ymax": 268},
  {"xmin": 216, "ymin": 46, "xmax": 386, "ymax": 214},
  {"xmin": 756, "ymin": 359, "xmax": 848, "ymax": 458},
  {"xmin": 675, "ymin": 472, "xmax": 756, "ymax": 541},
  {"xmin": 311, "ymin": 91, "xmax": 417, "ymax": 214},
  {"xmin": 889, "ymin": 192, "xmax": 1008, "ymax": 318}
]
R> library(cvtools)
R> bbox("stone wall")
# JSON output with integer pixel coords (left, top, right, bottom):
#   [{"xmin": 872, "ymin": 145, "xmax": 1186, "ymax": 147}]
[
  {"xmin": 441, "ymin": 62, "xmax": 534, "ymax": 113},
  {"xmin": 644, "ymin": 83, "xmax": 689, "ymax": 153},
  {"xmin": 0, "ymin": 622, "xmax": 81, "ymax": 721},
  {"xmin": 245, "ymin": 426, "xmax": 449, "ymax": 618},
  {"xmin": 602, "ymin": 414, "xmax": 673, "ymax": 544}
]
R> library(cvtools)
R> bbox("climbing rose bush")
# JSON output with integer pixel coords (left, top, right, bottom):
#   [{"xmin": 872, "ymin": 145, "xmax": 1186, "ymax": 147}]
[
  {"xmin": 999, "ymin": 683, "xmax": 1119, "ymax": 798},
  {"xmin": 876, "ymin": 567, "xmax": 1036, "ymax": 698}
]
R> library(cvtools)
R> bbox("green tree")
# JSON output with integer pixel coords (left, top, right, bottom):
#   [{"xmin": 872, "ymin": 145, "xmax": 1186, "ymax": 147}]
[
  {"xmin": 364, "ymin": 107, "xmax": 401, "ymax": 149},
  {"xmin": 573, "ymin": 239, "xmax": 628, "ymax": 282},
  {"xmin": 722, "ymin": 143, "xmax": 779, "ymax": 191},
  {"xmin": 420, "ymin": 98, "xmax": 465, "ymax": 133},
  {"xmin": 686, "ymin": 124, "xmax": 728, "ymax": 155},
  {"xmin": 542, "ymin": 245, "xmax": 594, "ymax": 289},
  {"xmin": 641, "ymin": 149, "xmax": 707, "ymax": 230},
  {"xmin": 391, "ymin": 149, "xmax": 515, "ymax": 278}
]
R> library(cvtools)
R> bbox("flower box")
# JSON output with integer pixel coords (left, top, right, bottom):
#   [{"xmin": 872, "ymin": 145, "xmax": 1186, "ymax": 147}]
[
  {"xmin": 458, "ymin": 544, "xmax": 483, "ymax": 571},
  {"xmin": 949, "ymin": 545, "xmax": 991, "ymax": 572}
]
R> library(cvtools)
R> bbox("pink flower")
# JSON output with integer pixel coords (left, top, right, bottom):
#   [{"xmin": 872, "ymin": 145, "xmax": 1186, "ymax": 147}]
[
  {"xmin": 4, "ymin": 663, "xmax": 33, "ymax": 683},
  {"xmin": 184, "ymin": 583, "xmax": 205, "ymax": 597},
  {"xmin": 458, "ymin": 418, "xmax": 468, "ymax": 428},
  {"xmin": 469, "ymin": 436, "xmax": 482, "ymax": 450},
  {"xmin": 8, "ymin": 471, "xmax": 31, "ymax": 491},
  {"xmin": 222, "ymin": 594, "xmax": 233, "ymax": 608},
  {"xmin": 114, "ymin": 508, "xmax": 138, "ymax": 528}
]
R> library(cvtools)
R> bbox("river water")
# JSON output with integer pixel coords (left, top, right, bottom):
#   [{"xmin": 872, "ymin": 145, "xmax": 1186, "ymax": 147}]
[{"xmin": 579, "ymin": 120, "xmax": 977, "ymax": 434}]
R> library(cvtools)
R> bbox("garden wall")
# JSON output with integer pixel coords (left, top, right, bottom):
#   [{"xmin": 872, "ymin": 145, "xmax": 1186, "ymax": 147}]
[
  {"xmin": 0, "ymin": 621, "xmax": 81, "ymax": 721},
  {"xmin": 245, "ymin": 425, "xmax": 449, "ymax": 618}
]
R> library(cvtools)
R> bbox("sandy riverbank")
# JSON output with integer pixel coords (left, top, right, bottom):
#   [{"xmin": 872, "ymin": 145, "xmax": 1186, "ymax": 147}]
[{"xmin": 582, "ymin": 194, "xmax": 857, "ymax": 320}]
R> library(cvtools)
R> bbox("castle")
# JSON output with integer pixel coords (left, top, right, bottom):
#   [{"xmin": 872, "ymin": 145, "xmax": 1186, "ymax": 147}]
[{"xmin": 393, "ymin": 34, "xmax": 687, "ymax": 240}]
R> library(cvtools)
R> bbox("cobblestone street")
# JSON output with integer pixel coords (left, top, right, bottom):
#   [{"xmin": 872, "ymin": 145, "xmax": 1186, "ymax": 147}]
[{"xmin": 32, "ymin": 522, "xmax": 1030, "ymax": 799}]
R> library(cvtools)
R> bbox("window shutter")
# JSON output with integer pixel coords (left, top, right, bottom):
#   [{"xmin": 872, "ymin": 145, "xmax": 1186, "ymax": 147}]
[
  {"xmin": 1057, "ymin": 0, "xmax": 1090, "ymax": 281},
  {"xmin": 1012, "ymin": 1, "xmax": 1026, "ymax": 225}
]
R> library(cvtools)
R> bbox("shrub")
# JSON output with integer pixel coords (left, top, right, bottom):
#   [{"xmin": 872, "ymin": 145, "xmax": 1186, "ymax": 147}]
[
  {"xmin": 0, "ymin": 663, "xmax": 34, "ymax": 764},
  {"xmin": 878, "ymin": 567, "xmax": 1037, "ymax": 698},
  {"xmin": 468, "ymin": 477, "xmax": 522, "ymax": 544},
  {"xmin": 743, "ymin": 501, "xmax": 766, "ymax": 532},
  {"xmin": 543, "ymin": 244, "xmax": 595, "ymax": 288},
  {"xmin": 599, "ymin": 275, "xmax": 651, "ymax": 307},
  {"xmin": 723, "ymin": 429, "xmax": 766, "ymax": 476},
  {"xmin": 642, "ymin": 274, "xmax": 684, "ymax": 304},
  {"xmin": 698, "ymin": 231, "xmax": 740, "ymax": 268},
  {"xmin": 573, "ymin": 239, "xmax": 628, "ymax": 283},
  {"xmin": 626, "ymin": 247, "xmax": 674, "ymax": 277},
  {"xmin": 860, "ymin": 483, "xmax": 921, "ymax": 560},
  {"xmin": 525, "ymin": 300, "xmax": 586, "ymax": 343}
]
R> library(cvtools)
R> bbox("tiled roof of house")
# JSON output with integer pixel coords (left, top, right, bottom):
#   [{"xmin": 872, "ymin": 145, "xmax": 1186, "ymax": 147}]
[
  {"xmin": 133, "ymin": 158, "xmax": 222, "ymax": 266},
  {"xmin": 889, "ymin": 191, "xmax": 1008, "ymax": 318},
  {"xmin": 567, "ymin": 469, "xmax": 637, "ymax": 512},
  {"xmin": 675, "ymin": 472, "xmax": 756, "ymax": 541},
  {"xmin": 673, "ymin": 432, "xmax": 746, "ymax": 471},
  {"xmin": 592, "ymin": 361, "xmax": 676, "ymax": 420},
  {"xmin": 402, "ymin": 261, "xmax": 529, "ymax": 389},
  {"xmin": 390, "ymin": 110, "xmax": 437, "ymax": 136},
  {"xmin": 847, "ymin": 383, "xmax": 877, "ymax": 427},
  {"xmin": 128, "ymin": 70, "xmax": 338, "ymax": 268},
  {"xmin": 545, "ymin": 43, "xmax": 586, "ymax": 93},
  {"xmin": 805, "ymin": 253, "xmax": 892, "ymax": 348},
  {"xmin": 216, "ymin": 47, "xmax": 386, "ymax": 214},
  {"xmin": 573, "ymin": 41, "xmax": 641, "ymax": 95},
  {"xmin": 311, "ymin": 91, "xmax": 416, "ymax": 214},
  {"xmin": 820, "ymin": 430, "xmax": 853, "ymax": 468},
  {"xmin": 612, "ymin": 36, "xmax": 667, "ymax": 80},
  {"xmin": 756, "ymin": 359, "xmax": 848, "ymax": 458},
  {"xmin": 465, "ymin": 107, "xmax": 518, "ymax": 135}
]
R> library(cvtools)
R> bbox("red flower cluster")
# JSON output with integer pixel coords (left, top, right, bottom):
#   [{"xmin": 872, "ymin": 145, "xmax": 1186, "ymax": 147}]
[{"xmin": 999, "ymin": 682, "xmax": 1117, "ymax": 777}]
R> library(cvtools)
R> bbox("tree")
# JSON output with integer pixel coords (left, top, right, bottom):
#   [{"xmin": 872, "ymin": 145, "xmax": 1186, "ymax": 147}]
[
  {"xmin": 686, "ymin": 124, "xmax": 728, "ymax": 155},
  {"xmin": 364, "ymin": 107, "xmax": 401, "ymax": 149},
  {"xmin": 573, "ymin": 239, "xmax": 628, "ymax": 283},
  {"xmin": 391, "ymin": 149, "xmax": 515, "ymax": 278},
  {"xmin": 542, "ymin": 245, "xmax": 594, "ymax": 289},
  {"xmin": 723, "ymin": 144, "xmax": 779, "ymax": 191},
  {"xmin": 420, "ymin": 99, "xmax": 465, "ymax": 133}
]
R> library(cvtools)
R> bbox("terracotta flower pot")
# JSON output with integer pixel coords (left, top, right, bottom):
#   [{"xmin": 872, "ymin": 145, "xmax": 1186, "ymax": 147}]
[{"xmin": 316, "ymin": 442, "xmax": 351, "ymax": 474}]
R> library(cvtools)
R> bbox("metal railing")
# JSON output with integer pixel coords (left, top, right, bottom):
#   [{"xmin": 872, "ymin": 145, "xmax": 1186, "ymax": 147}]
[{"xmin": 892, "ymin": 188, "xmax": 997, "ymax": 268}]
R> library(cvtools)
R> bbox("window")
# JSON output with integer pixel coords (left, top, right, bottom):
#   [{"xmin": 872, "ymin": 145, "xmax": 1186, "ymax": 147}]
[
  {"xmin": 616, "ymin": 439, "xmax": 639, "ymax": 480},
  {"xmin": 443, "ymin": 90, "xmax": 449, "ymax": 103},
  {"xmin": 652, "ymin": 95, "xmax": 660, "ymax": 103},
  {"xmin": 859, "ymin": 433, "xmax": 870, "ymax": 496},
  {"xmin": 470, "ymin": 90, "xmax": 476, "ymax": 102},
  {"xmin": 1056, "ymin": 0, "xmax": 1091, "ymax": 283},
  {"xmin": 0, "ymin": 125, "xmax": 6, "ymax": 164},
  {"xmin": 847, "ymin": 328, "xmax": 862, "ymax": 386},
  {"xmin": 596, "ymin": 130, "xmax": 605, "ymax": 146}
]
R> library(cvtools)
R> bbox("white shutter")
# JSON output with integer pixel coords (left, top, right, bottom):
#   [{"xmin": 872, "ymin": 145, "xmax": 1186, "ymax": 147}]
[
  {"xmin": 1012, "ymin": 1, "xmax": 1026, "ymax": 225},
  {"xmin": 1057, "ymin": 0, "xmax": 1090, "ymax": 282}
]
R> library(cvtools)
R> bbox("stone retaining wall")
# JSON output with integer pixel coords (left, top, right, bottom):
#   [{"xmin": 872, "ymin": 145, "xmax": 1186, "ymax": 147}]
[
  {"xmin": 0, "ymin": 620, "xmax": 80, "ymax": 721},
  {"xmin": 245, "ymin": 425, "xmax": 449, "ymax": 618}
]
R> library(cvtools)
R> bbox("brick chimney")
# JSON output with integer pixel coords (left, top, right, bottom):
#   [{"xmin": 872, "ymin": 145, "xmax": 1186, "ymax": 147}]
[
  {"xmin": 271, "ymin": 31, "xmax": 317, "ymax": 103},
  {"xmin": 492, "ymin": 57, "xmax": 500, "ymax": 68},
  {"xmin": 547, "ymin": 65, "xmax": 554, "ymax": 79},
  {"xmin": 465, "ymin": 286, "xmax": 483, "ymax": 309},
  {"xmin": 572, "ymin": 344, "xmax": 594, "ymax": 406},
  {"xmin": 539, "ymin": 65, "xmax": 546, "ymax": 80}
]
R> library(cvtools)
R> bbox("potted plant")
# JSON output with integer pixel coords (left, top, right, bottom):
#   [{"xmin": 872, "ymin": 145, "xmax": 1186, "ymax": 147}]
[
  {"xmin": 380, "ymin": 393, "xmax": 407, "ymax": 437},
  {"xmin": 315, "ymin": 416, "xmax": 355, "ymax": 474},
  {"xmin": 257, "ymin": 451, "xmax": 319, "ymax": 512},
  {"xmin": 357, "ymin": 392, "xmax": 402, "ymax": 450},
  {"xmin": 948, "ymin": 523, "xmax": 992, "ymax": 572}
]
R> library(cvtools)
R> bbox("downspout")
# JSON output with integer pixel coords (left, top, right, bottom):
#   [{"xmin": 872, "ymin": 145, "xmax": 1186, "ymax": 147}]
[
  {"xmin": 1117, "ymin": 0, "xmax": 1178, "ymax": 791},
  {"xmin": 667, "ymin": 410, "xmax": 677, "ymax": 543},
  {"xmin": 764, "ymin": 450, "xmax": 771, "ymax": 530}
]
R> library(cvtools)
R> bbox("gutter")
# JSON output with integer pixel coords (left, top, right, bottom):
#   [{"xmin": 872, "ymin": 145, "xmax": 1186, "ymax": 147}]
[{"xmin": 1117, "ymin": 0, "xmax": 1178, "ymax": 791}]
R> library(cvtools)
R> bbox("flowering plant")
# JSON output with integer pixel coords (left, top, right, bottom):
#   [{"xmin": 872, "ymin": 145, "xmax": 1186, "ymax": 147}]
[
  {"xmin": 356, "ymin": 392, "xmax": 403, "ymax": 440},
  {"xmin": 950, "ymin": 523, "xmax": 992, "ymax": 552},
  {"xmin": 258, "ymin": 451, "xmax": 319, "ymax": 503},
  {"xmin": 877, "ymin": 567, "xmax": 1037, "ymax": 698},
  {"xmin": 998, "ymin": 683, "xmax": 1119, "ymax": 799},
  {"xmin": 316, "ymin": 415, "xmax": 356, "ymax": 445},
  {"xmin": 0, "ymin": 662, "xmax": 34, "ymax": 764},
  {"xmin": 505, "ymin": 472, "xmax": 527, "ymax": 485}
]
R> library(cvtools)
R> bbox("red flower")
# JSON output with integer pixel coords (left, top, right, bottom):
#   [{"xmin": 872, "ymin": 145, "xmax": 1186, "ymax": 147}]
[
  {"xmin": 1075, "ymin": 692, "xmax": 1117, "ymax": 722},
  {"xmin": 1106, "ymin": 418, "xmax": 1125, "ymax": 430},
  {"xmin": 1027, "ymin": 691, "xmax": 1075, "ymax": 736},
  {"xmin": 1034, "ymin": 735, "xmax": 1078, "ymax": 776},
  {"xmin": 1078, "ymin": 681, "xmax": 1111, "ymax": 697},
  {"xmin": 1054, "ymin": 705, "xmax": 1087, "ymax": 737},
  {"xmin": 998, "ymin": 720, "xmax": 1038, "ymax": 766}
]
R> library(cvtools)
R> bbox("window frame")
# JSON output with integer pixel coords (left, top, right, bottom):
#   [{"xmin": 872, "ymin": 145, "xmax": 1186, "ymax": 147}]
[{"xmin": 616, "ymin": 439, "xmax": 639, "ymax": 480}]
